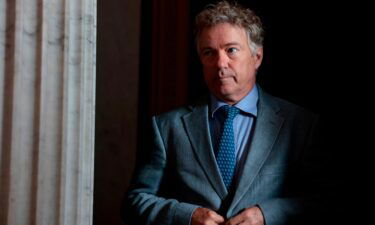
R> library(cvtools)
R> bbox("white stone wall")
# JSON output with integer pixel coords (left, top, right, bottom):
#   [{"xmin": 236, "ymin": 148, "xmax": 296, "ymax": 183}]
[{"xmin": 0, "ymin": 0, "xmax": 96, "ymax": 224}]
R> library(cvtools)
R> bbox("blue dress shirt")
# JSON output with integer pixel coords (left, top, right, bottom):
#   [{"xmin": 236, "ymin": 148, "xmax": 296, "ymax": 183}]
[{"xmin": 209, "ymin": 85, "xmax": 259, "ymax": 185}]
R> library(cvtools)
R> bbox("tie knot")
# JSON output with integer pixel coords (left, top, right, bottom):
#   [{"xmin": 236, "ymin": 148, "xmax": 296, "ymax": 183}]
[{"xmin": 221, "ymin": 105, "xmax": 240, "ymax": 120}]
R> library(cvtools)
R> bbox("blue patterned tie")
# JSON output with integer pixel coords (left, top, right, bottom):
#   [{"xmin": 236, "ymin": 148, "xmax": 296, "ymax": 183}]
[{"xmin": 216, "ymin": 105, "xmax": 240, "ymax": 190}]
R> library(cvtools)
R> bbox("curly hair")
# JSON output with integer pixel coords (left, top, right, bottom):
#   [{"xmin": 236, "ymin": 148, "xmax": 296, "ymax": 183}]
[{"xmin": 195, "ymin": 1, "xmax": 264, "ymax": 53}]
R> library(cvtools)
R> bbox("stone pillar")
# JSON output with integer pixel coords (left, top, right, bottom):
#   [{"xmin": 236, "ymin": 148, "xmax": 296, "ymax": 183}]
[{"xmin": 0, "ymin": 0, "xmax": 96, "ymax": 224}]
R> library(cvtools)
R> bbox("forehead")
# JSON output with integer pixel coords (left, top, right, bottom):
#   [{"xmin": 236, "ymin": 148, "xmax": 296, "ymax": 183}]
[{"xmin": 198, "ymin": 23, "xmax": 248, "ymax": 47}]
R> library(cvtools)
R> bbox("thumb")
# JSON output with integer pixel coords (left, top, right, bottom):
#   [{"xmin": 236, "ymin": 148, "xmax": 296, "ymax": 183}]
[{"xmin": 210, "ymin": 210, "xmax": 225, "ymax": 223}]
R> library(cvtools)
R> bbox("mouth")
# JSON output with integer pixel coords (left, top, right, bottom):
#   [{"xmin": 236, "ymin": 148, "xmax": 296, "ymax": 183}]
[{"xmin": 216, "ymin": 76, "xmax": 234, "ymax": 84}]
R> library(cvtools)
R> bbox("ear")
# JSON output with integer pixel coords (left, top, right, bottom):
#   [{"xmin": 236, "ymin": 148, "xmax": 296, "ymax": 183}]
[{"xmin": 254, "ymin": 47, "xmax": 263, "ymax": 69}]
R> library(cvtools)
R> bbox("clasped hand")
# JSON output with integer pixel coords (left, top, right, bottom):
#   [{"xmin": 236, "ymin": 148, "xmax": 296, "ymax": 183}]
[{"xmin": 191, "ymin": 206, "xmax": 264, "ymax": 225}]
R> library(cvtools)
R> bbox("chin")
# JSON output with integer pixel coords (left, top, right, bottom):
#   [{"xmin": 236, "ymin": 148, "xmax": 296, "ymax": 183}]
[
  {"xmin": 218, "ymin": 87, "xmax": 234, "ymax": 97},
  {"xmin": 216, "ymin": 92, "xmax": 237, "ymax": 103},
  {"xmin": 214, "ymin": 82, "xmax": 231, "ymax": 91}
]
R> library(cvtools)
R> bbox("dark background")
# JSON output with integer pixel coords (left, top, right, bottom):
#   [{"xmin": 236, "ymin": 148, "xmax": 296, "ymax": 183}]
[{"xmin": 96, "ymin": 0, "xmax": 369, "ymax": 224}]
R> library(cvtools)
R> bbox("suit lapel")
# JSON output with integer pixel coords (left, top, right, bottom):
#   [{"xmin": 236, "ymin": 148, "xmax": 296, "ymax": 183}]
[
  {"xmin": 228, "ymin": 89, "xmax": 285, "ymax": 214},
  {"xmin": 182, "ymin": 102, "xmax": 228, "ymax": 199}
]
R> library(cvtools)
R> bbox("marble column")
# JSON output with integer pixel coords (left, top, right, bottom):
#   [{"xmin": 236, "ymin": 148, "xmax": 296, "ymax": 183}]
[{"xmin": 0, "ymin": 0, "xmax": 96, "ymax": 224}]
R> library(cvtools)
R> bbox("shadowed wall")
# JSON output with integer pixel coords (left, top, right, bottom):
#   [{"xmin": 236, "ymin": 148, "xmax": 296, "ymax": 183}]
[{"xmin": 95, "ymin": 0, "xmax": 140, "ymax": 224}]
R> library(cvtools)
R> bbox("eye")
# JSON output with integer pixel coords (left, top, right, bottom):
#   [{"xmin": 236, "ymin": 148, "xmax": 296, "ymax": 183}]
[
  {"xmin": 201, "ymin": 49, "xmax": 213, "ymax": 57},
  {"xmin": 227, "ymin": 47, "xmax": 239, "ymax": 54}
]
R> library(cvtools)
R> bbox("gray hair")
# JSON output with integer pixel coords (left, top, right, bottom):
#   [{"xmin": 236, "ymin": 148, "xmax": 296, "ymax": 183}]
[{"xmin": 195, "ymin": 1, "xmax": 264, "ymax": 54}]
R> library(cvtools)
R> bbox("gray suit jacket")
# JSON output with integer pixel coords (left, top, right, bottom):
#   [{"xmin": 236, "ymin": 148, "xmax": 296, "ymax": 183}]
[{"xmin": 123, "ymin": 88, "xmax": 324, "ymax": 225}]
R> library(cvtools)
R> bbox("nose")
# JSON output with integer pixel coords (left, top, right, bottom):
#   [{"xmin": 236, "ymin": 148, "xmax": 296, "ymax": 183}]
[{"xmin": 216, "ymin": 51, "xmax": 229, "ymax": 69}]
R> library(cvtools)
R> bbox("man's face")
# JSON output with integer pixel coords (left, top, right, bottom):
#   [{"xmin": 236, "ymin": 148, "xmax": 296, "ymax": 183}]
[{"xmin": 198, "ymin": 23, "xmax": 263, "ymax": 104}]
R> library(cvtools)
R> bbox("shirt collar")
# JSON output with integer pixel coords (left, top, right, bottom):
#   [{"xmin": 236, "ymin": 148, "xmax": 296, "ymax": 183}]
[{"xmin": 210, "ymin": 84, "xmax": 259, "ymax": 118}]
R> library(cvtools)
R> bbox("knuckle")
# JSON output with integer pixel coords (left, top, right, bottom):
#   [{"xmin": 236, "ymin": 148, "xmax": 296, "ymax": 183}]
[
  {"xmin": 202, "ymin": 217, "xmax": 210, "ymax": 224},
  {"xmin": 207, "ymin": 210, "xmax": 215, "ymax": 217},
  {"xmin": 203, "ymin": 219, "xmax": 211, "ymax": 225},
  {"xmin": 245, "ymin": 209, "xmax": 253, "ymax": 218}
]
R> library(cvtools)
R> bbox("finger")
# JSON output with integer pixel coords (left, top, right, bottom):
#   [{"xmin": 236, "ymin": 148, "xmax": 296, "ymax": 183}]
[
  {"xmin": 208, "ymin": 220, "xmax": 224, "ymax": 225},
  {"xmin": 225, "ymin": 212, "xmax": 245, "ymax": 225},
  {"xmin": 208, "ymin": 210, "xmax": 225, "ymax": 223},
  {"xmin": 225, "ymin": 215, "xmax": 243, "ymax": 225}
]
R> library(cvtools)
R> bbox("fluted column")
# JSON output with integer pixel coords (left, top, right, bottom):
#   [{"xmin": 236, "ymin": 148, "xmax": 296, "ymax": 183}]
[{"xmin": 0, "ymin": 0, "xmax": 96, "ymax": 224}]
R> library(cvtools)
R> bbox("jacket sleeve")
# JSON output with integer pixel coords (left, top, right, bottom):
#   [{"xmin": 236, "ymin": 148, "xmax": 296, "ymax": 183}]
[{"xmin": 122, "ymin": 116, "xmax": 199, "ymax": 225}]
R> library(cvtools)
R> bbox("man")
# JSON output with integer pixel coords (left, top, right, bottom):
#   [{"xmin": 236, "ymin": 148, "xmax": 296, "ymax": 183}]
[{"xmin": 123, "ymin": 1, "xmax": 325, "ymax": 225}]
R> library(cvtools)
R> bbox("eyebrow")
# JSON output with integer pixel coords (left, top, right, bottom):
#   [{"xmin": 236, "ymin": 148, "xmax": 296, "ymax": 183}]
[
  {"xmin": 199, "ymin": 42, "xmax": 242, "ymax": 52},
  {"xmin": 223, "ymin": 42, "xmax": 241, "ymax": 47}
]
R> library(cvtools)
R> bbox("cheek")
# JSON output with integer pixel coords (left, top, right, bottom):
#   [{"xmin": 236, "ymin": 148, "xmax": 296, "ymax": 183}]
[
  {"xmin": 240, "ymin": 60, "xmax": 255, "ymax": 76},
  {"xmin": 203, "ymin": 66, "xmax": 215, "ymax": 79},
  {"xmin": 203, "ymin": 70, "xmax": 214, "ymax": 88}
]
